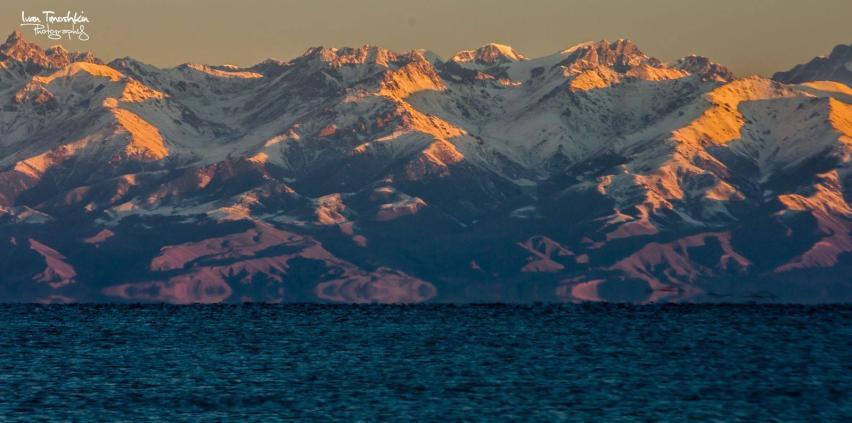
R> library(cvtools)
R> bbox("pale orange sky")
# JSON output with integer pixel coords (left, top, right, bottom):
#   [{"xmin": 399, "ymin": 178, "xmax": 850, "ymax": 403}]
[{"xmin": 2, "ymin": 0, "xmax": 850, "ymax": 76}]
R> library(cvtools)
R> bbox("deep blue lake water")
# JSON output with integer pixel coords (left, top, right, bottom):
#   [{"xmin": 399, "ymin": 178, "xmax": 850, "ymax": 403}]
[{"xmin": 0, "ymin": 304, "xmax": 849, "ymax": 421}]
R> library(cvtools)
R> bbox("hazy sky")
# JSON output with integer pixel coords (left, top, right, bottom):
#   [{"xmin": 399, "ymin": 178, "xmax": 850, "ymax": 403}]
[{"xmin": 2, "ymin": 0, "xmax": 850, "ymax": 76}]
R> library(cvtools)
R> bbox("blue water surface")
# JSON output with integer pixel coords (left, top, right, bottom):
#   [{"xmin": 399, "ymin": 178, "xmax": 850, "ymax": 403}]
[{"xmin": 0, "ymin": 304, "xmax": 849, "ymax": 421}]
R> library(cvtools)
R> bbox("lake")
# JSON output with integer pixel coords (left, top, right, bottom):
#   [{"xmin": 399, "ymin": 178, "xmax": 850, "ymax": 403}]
[{"xmin": 0, "ymin": 304, "xmax": 849, "ymax": 421}]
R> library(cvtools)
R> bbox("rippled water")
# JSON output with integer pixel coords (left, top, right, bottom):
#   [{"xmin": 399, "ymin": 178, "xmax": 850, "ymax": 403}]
[{"xmin": 0, "ymin": 304, "xmax": 849, "ymax": 421}]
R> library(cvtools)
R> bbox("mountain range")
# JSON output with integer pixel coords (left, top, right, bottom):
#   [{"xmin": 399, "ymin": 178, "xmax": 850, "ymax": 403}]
[{"xmin": 1, "ymin": 30, "xmax": 850, "ymax": 303}]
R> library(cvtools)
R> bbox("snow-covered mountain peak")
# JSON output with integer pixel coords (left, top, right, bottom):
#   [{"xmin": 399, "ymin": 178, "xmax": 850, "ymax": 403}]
[
  {"xmin": 409, "ymin": 49, "xmax": 442, "ymax": 65},
  {"xmin": 451, "ymin": 43, "xmax": 526, "ymax": 65},
  {"xmin": 0, "ymin": 31, "xmax": 100, "ymax": 72},
  {"xmin": 246, "ymin": 58, "xmax": 288, "ymax": 76},
  {"xmin": 555, "ymin": 39, "xmax": 651, "ymax": 72},
  {"xmin": 33, "ymin": 61, "xmax": 125, "ymax": 84},
  {"xmin": 674, "ymin": 55, "xmax": 735, "ymax": 82},
  {"xmin": 297, "ymin": 45, "xmax": 407, "ymax": 68},
  {"xmin": 178, "ymin": 63, "xmax": 263, "ymax": 79},
  {"xmin": 256, "ymin": 58, "xmax": 286, "ymax": 66},
  {"xmin": 558, "ymin": 41, "xmax": 597, "ymax": 55},
  {"xmin": 108, "ymin": 56, "xmax": 160, "ymax": 73},
  {"xmin": 1, "ymin": 30, "xmax": 46, "ymax": 61}
]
